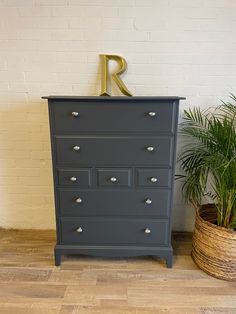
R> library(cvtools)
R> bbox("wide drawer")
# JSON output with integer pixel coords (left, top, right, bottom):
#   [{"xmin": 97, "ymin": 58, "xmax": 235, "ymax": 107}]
[
  {"xmin": 58, "ymin": 189, "xmax": 171, "ymax": 217},
  {"xmin": 136, "ymin": 168, "xmax": 171, "ymax": 188},
  {"xmin": 52, "ymin": 101, "xmax": 176, "ymax": 133},
  {"xmin": 60, "ymin": 217, "xmax": 169, "ymax": 245},
  {"xmin": 57, "ymin": 168, "xmax": 91, "ymax": 186},
  {"xmin": 55, "ymin": 136, "xmax": 173, "ymax": 166},
  {"xmin": 97, "ymin": 168, "xmax": 131, "ymax": 187}
]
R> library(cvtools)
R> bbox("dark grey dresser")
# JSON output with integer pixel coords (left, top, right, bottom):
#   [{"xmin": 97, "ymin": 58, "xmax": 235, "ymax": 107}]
[{"xmin": 43, "ymin": 96, "xmax": 184, "ymax": 267}]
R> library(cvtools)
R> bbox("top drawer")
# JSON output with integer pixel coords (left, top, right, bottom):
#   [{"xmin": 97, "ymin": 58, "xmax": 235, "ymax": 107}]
[{"xmin": 51, "ymin": 101, "xmax": 176, "ymax": 134}]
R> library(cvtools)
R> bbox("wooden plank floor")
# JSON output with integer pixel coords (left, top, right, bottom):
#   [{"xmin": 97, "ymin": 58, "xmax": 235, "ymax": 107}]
[{"xmin": 0, "ymin": 229, "xmax": 235, "ymax": 314}]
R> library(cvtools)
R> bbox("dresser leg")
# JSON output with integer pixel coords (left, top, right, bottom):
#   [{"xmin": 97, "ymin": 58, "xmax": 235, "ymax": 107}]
[
  {"xmin": 54, "ymin": 250, "xmax": 61, "ymax": 266},
  {"xmin": 152, "ymin": 251, "xmax": 173, "ymax": 268},
  {"xmin": 166, "ymin": 256, "xmax": 173, "ymax": 268}
]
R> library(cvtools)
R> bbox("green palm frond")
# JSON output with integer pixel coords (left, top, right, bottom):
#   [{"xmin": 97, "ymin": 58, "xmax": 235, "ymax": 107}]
[{"xmin": 177, "ymin": 94, "xmax": 236, "ymax": 230}]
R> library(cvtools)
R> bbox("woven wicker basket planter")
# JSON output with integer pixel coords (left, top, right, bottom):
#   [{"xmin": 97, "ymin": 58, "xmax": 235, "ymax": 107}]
[{"xmin": 192, "ymin": 204, "xmax": 236, "ymax": 281}]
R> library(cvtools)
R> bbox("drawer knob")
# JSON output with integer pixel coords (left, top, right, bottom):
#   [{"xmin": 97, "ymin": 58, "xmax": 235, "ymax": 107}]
[
  {"xmin": 70, "ymin": 176, "xmax": 77, "ymax": 182},
  {"xmin": 148, "ymin": 111, "xmax": 156, "ymax": 117},
  {"xmin": 71, "ymin": 111, "xmax": 79, "ymax": 117},
  {"xmin": 110, "ymin": 176, "xmax": 117, "ymax": 183},
  {"xmin": 150, "ymin": 177, "xmax": 157, "ymax": 183},
  {"xmin": 144, "ymin": 228, "xmax": 151, "ymax": 234},
  {"xmin": 145, "ymin": 198, "xmax": 152, "ymax": 204},
  {"xmin": 75, "ymin": 197, "xmax": 83, "ymax": 204},
  {"xmin": 146, "ymin": 146, "xmax": 155, "ymax": 152},
  {"xmin": 73, "ymin": 146, "xmax": 81, "ymax": 151},
  {"xmin": 76, "ymin": 227, "xmax": 83, "ymax": 233}
]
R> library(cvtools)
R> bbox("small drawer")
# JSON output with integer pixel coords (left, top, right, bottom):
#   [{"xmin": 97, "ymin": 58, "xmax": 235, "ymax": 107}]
[
  {"xmin": 58, "ymin": 168, "xmax": 91, "ymax": 187},
  {"xmin": 60, "ymin": 218, "xmax": 169, "ymax": 245},
  {"xmin": 136, "ymin": 168, "xmax": 171, "ymax": 188},
  {"xmin": 97, "ymin": 168, "xmax": 131, "ymax": 187}
]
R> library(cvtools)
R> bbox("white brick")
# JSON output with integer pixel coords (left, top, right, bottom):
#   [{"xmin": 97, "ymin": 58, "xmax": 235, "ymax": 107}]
[
  {"xmin": 53, "ymin": 6, "xmax": 118, "ymax": 18},
  {"xmin": 0, "ymin": 7, "xmax": 18, "ymax": 17},
  {"xmin": 68, "ymin": 0, "xmax": 134, "ymax": 6},
  {"xmin": 3, "ymin": 0, "xmax": 35, "ymax": 6},
  {"xmin": 55, "ymin": 72, "xmax": 90, "ymax": 83},
  {"xmin": 0, "ymin": 82, "xmax": 8, "ymax": 91},
  {"xmin": 135, "ymin": 85, "xmax": 168, "ymax": 95},
  {"xmin": 53, "ymin": 62, "xmax": 95, "ymax": 73},
  {"xmin": 4, "ymin": 17, "xmax": 37, "ymax": 29},
  {"xmin": 66, "ymin": 40, "xmax": 102, "ymax": 51},
  {"xmin": 204, "ymin": 0, "xmax": 236, "ymax": 8},
  {"xmin": 130, "ymin": 63, "xmax": 167, "ymax": 75},
  {"xmin": 37, "ymin": 17, "xmax": 69, "ymax": 29},
  {"xmin": 135, "ymin": 0, "xmax": 168, "ymax": 6},
  {"xmin": 35, "ymin": 0, "xmax": 67, "ymax": 5},
  {"xmin": 84, "ymin": 29, "xmax": 148, "ymax": 41},
  {"xmin": 7, "ymin": 17, "xmax": 69, "ymax": 29},
  {"xmin": 51, "ymin": 29, "xmax": 84, "ymax": 41},
  {"xmin": 0, "ymin": 92, "xmax": 27, "ymax": 103},
  {"xmin": 117, "ymin": 6, "xmax": 137, "ymax": 18},
  {"xmin": 0, "ymin": 27, "xmax": 17, "ymax": 39},
  {"xmin": 102, "ymin": 17, "xmax": 134, "ymax": 30},
  {"xmin": 69, "ymin": 17, "xmax": 101, "ymax": 29},
  {"xmin": 54, "ymin": 52, "xmax": 87, "ymax": 63},
  {"xmin": 25, "ymin": 71, "xmax": 57, "ymax": 82},
  {"xmin": 0, "ymin": 39, "xmax": 39, "ymax": 51},
  {"xmin": 17, "ymin": 29, "xmax": 51, "ymax": 40},
  {"xmin": 169, "ymin": 0, "xmax": 204, "ymax": 8},
  {"xmin": 72, "ymin": 84, "xmax": 100, "ymax": 95},
  {"xmin": 5, "ymin": 58, "xmax": 25, "ymax": 71},
  {"xmin": 32, "ymin": 40, "xmax": 68, "ymax": 51},
  {"xmin": 18, "ymin": 7, "xmax": 52, "ymax": 17}
]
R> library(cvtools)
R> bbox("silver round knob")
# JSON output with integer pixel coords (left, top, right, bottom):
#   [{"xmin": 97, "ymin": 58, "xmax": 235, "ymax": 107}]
[
  {"xmin": 76, "ymin": 227, "xmax": 83, "ymax": 233},
  {"xmin": 70, "ymin": 176, "xmax": 77, "ymax": 182},
  {"xmin": 148, "ymin": 111, "xmax": 156, "ymax": 117},
  {"xmin": 75, "ymin": 197, "xmax": 83, "ymax": 204},
  {"xmin": 72, "ymin": 111, "xmax": 79, "ymax": 117},
  {"xmin": 110, "ymin": 177, "xmax": 117, "ymax": 182},
  {"xmin": 145, "ymin": 198, "xmax": 152, "ymax": 205},
  {"xmin": 73, "ymin": 146, "xmax": 80, "ymax": 151},
  {"xmin": 150, "ymin": 177, "xmax": 157, "ymax": 183},
  {"xmin": 144, "ymin": 228, "xmax": 151, "ymax": 234},
  {"xmin": 147, "ymin": 146, "xmax": 154, "ymax": 152}
]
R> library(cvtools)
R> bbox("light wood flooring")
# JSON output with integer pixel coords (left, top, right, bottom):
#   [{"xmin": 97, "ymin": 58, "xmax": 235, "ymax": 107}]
[{"xmin": 0, "ymin": 229, "xmax": 235, "ymax": 314}]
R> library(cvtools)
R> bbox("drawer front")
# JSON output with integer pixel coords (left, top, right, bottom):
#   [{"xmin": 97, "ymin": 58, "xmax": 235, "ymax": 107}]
[
  {"xmin": 53, "ymin": 101, "xmax": 175, "ymax": 133},
  {"xmin": 60, "ymin": 218, "xmax": 169, "ymax": 245},
  {"xmin": 58, "ymin": 168, "xmax": 91, "ymax": 186},
  {"xmin": 58, "ymin": 189, "xmax": 171, "ymax": 217},
  {"xmin": 136, "ymin": 168, "xmax": 172, "ymax": 188},
  {"xmin": 97, "ymin": 168, "xmax": 131, "ymax": 187},
  {"xmin": 55, "ymin": 136, "xmax": 173, "ymax": 166}
]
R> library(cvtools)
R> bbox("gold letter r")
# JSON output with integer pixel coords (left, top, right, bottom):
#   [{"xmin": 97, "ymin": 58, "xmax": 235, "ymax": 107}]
[{"xmin": 100, "ymin": 54, "xmax": 132, "ymax": 96}]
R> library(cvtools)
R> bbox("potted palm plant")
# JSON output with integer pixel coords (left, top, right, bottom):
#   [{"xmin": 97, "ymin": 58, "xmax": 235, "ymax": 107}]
[{"xmin": 177, "ymin": 94, "xmax": 236, "ymax": 281}]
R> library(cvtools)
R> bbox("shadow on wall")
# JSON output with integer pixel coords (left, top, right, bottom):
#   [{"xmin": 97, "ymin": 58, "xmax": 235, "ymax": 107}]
[
  {"xmin": 0, "ymin": 101, "xmax": 55, "ymax": 229},
  {"xmin": 172, "ymin": 108, "xmax": 195, "ymax": 232}
]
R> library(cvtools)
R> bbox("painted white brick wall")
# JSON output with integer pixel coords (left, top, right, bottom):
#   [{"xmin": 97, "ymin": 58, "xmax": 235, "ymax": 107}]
[{"xmin": 0, "ymin": 0, "xmax": 235, "ymax": 230}]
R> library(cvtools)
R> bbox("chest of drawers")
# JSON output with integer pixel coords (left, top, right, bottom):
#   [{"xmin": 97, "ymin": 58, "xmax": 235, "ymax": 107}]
[{"xmin": 43, "ymin": 96, "xmax": 185, "ymax": 266}]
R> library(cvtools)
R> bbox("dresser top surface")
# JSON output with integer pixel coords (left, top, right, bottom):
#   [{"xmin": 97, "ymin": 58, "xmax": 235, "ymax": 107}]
[{"xmin": 42, "ymin": 95, "xmax": 185, "ymax": 101}]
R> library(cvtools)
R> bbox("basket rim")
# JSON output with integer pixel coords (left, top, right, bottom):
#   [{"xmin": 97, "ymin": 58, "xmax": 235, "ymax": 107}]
[{"xmin": 196, "ymin": 204, "xmax": 236, "ymax": 236}]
